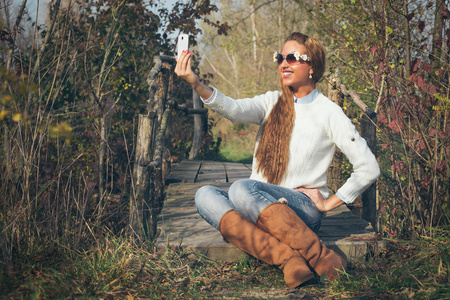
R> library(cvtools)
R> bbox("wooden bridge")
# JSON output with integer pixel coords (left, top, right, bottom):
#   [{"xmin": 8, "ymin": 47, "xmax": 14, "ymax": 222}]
[
  {"xmin": 129, "ymin": 57, "xmax": 380, "ymax": 260},
  {"xmin": 156, "ymin": 160, "xmax": 383, "ymax": 261}
]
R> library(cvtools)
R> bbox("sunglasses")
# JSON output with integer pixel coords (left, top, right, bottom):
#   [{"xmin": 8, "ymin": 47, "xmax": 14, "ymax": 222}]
[{"xmin": 273, "ymin": 51, "xmax": 310, "ymax": 66}]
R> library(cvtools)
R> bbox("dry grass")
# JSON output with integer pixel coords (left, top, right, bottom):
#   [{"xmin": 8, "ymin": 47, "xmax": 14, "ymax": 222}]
[
  {"xmin": 1, "ymin": 227, "xmax": 448, "ymax": 299},
  {"xmin": 330, "ymin": 227, "xmax": 450, "ymax": 299}
]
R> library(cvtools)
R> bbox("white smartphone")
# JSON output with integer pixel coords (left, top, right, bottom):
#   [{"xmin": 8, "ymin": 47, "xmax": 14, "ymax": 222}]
[{"xmin": 177, "ymin": 34, "xmax": 189, "ymax": 57}]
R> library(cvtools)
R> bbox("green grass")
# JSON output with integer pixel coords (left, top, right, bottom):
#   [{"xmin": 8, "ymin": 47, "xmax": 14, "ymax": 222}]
[
  {"xmin": 208, "ymin": 111, "xmax": 257, "ymax": 164},
  {"xmin": 1, "ymin": 227, "xmax": 449, "ymax": 299},
  {"xmin": 216, "ymin": 143, "xmax": 254, "ymax": 164}
]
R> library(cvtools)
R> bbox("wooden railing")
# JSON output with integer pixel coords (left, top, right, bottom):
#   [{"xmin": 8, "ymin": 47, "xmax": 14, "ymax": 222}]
[{"xmin": 128, "ymin": 55, "xmax": 207, "ymax": 241}]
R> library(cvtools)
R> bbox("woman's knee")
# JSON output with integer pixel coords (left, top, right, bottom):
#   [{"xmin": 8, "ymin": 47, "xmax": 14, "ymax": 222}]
[
  {"xmin": 228, "ymin": 179, "xmax": 255, "ymax": 202},
  {"xmin": 195, "ymin": 185, "xmax": 233, "ymax": 212},
  {"xmin": 228, "ymin": 179, "xmax": 268, "ymax": 221},
  {"xmin": 194, "ymin": 185, "xmax": 216, "ymax": 208},
  {"xmin": 194, "ymin": 185, "xmax": 234, "ymax": 229}
]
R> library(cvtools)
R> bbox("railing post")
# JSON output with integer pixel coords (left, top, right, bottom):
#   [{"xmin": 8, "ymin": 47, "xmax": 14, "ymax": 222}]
[
  {"xmin": 361, "ymin": 113, "xmax": 378, "ymax": 232},
  {"xmin": 129, "ymin": 113, "xmax": 157, "ymax": 240},
  {"xmin": 189, "ymin": 89, "xmax": 203, "ymax": 160}
]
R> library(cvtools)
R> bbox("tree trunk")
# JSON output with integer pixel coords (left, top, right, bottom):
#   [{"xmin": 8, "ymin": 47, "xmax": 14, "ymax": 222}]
[
  {"xmin": 251, "ymin": 2, "xmax": 257, "ymax": 64},
  {"xmin": 431, "ymin": 0, "xmax": 444, "ymax": 71},
  {"xmin": 93, "ymin": 1, "xmax": 124, "ymax": 204},
  {"xmin": 403, "ymin": 0, "xmax": 411, "ymax": 78},
  {"xmin": 5, "ymin": 0, "xmax": 28, "ymax": 73},
  {"xmin": 250, "ymin": 1, "xmax": 258, "ymax": 91},
  {"xmin": 98, "ymin": 116, "xmax": 106, "ymax": 203},
  {"xmin": 278, "ymin": 0, "xmax": 284, "ymax": 47}
]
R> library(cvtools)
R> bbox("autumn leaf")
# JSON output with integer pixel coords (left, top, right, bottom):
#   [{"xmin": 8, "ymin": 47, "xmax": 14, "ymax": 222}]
[
  {"xmin": 49, "ymin": 122, "xmax": 73, "ymax": 144},
  {"xmin": 0, "ymin": 110, "xmax": 8, "ymax": 120},
  {"xmin": 12, "ymin": 113, "xmax": 21, "ymax": 122}
]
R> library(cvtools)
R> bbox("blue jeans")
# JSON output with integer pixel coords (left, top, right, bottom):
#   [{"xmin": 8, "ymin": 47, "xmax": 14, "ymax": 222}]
[{"xmin": 195, "ymin": 179, "xmax": 322, "ymax": 233}]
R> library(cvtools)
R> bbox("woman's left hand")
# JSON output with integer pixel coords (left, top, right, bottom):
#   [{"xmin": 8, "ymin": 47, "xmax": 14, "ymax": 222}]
[
  {"xmin": 297, "ymin": 188, "xmax": 326, "ymax": 212},
  {"xmin": 297, "ymin": 188, "xmax": 345, "ymax": 212}
]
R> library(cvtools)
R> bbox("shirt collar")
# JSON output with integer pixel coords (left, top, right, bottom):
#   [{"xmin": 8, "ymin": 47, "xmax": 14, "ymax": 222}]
[{"xmin": 294, "ymin": 88, "xmax": 319, "ymax": 104}]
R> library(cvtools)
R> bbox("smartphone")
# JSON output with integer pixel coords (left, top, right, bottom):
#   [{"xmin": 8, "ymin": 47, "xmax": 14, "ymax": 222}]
[{"xmin": 177, "ymin": 34, "xmax": 189, "ymax": 57}]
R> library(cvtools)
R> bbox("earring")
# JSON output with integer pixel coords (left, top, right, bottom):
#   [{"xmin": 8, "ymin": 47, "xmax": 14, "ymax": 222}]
[{"xmin": 309, "ymin": 74, "xmax": 312, "ymax": 79}]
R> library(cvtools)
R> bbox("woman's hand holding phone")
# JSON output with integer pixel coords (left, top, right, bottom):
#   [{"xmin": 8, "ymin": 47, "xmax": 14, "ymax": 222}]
[
  {"xmin": 174, "ymin": 34, "xmax": 213, "ymax": 100},
  {"xmin": 175, "ymin": 34, "xmax": 198, "ymax": 86},
  {"xmin": 175, "ymin": 50, "xmax": 198, "ymax": 87}
]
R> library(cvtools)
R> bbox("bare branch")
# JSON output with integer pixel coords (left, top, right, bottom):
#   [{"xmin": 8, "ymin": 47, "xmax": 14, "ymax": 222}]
[
  {"xmin": 199, "ymin": 45, "xmax": 234, "ymax": 87},
  {"xmin": 5, "ymin": 0, "xmax": 27, "ymax": 72}
]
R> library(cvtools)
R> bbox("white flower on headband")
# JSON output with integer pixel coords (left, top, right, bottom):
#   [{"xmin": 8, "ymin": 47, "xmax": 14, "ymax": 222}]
[
  {"xmin": 273, "ymin": 52, "xmax": 279, "ymax": 62},
  {"xmin": 293, "ymin": 51, "xmax": 309, "ymax": 62}
]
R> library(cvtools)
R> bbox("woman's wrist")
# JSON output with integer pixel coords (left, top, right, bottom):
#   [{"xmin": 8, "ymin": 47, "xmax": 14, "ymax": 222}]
[
  {"xmin": 323, "ymin": 195, "xmax": 345, "ymax": 212},
  {"xmin": 190, "ymin": 76, "xmax": 200, "ymax": 89},
  {"xmin": 192, "ymin": 79, "xmax": 213, "ymax": 100}
]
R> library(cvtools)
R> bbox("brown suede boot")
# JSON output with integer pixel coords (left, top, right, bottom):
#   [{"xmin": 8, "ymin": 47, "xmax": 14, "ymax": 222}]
[
  {"xmin": 256, "ymin": 202, "xmax": 346, "ymax": 280},
  {"xmin": 219, "ymin": 209, "xmax": 316, "ymax": 288}
]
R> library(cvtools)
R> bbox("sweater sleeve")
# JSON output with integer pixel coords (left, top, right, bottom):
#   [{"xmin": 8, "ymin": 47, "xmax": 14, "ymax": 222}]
[
  {"xmin": 329, "ymin": 108, "xmax": 381, "ymax": 204},
  {"xmin": 203, "ymin": 88, "xmax": 279, "ymax": 125}
]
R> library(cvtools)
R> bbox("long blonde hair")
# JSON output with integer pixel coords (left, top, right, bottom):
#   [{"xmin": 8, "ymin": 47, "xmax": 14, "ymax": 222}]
[{"xmin": 255, "ymin": 32, "xmax": 325, "ymax": 185}]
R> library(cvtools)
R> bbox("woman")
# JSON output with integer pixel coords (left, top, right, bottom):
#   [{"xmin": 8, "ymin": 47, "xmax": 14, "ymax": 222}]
[{"xmin": 175, "ymin": 32, "xmax": 380, "ymax": 288}]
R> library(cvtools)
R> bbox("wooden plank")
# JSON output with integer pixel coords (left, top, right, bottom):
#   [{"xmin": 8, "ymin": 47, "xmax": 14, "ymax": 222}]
[
  {"xmin": 321, "ymin": 218, "xmax": 371, "ymax": 227},
  {"xmin": 318, "ymin": 224, "xmax": 372, "ymax": 237},
  {"xmin": 166, "ymin": 160, "xmax": 202, "ymax": 183},
  {"xmin": 223, "ymin": 162, "xmax": 252, "ymax": 183},
  {"xmin": 196, "ymin": 161, "xmax": 227, "ymax": 182}
]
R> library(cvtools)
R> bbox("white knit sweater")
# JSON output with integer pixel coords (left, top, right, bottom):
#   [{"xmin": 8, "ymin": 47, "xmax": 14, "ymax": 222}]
[{"xmin": 203, "ymin": 88, "xmax": 380, "ymax": 204}]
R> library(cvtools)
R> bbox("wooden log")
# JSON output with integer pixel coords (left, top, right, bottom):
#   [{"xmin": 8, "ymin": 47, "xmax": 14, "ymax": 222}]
[
  {"xmin": 146, "ymin": 56, "xmax": 175, "ymax": 114},
  {"xmin": 151, "ymin": 68, "xmax": 172, "ymax": 219},
  {"xmin": 327, "ymin": 73, "xmax": 343, "ymax": 107},
  {"xmin": 151, "ymin": 105, "xmax": 174, "ymax": 216},
  {"xmin": 176, "ymin": 105, "xmax": 208, "ymax": 115},
  {"xmin": 339, "ymin": 84, "xmax": 376, "ymax": 119},
  {"xmin": 128, "ymin": 114, "xmax": 157, "ymax": 240}
]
